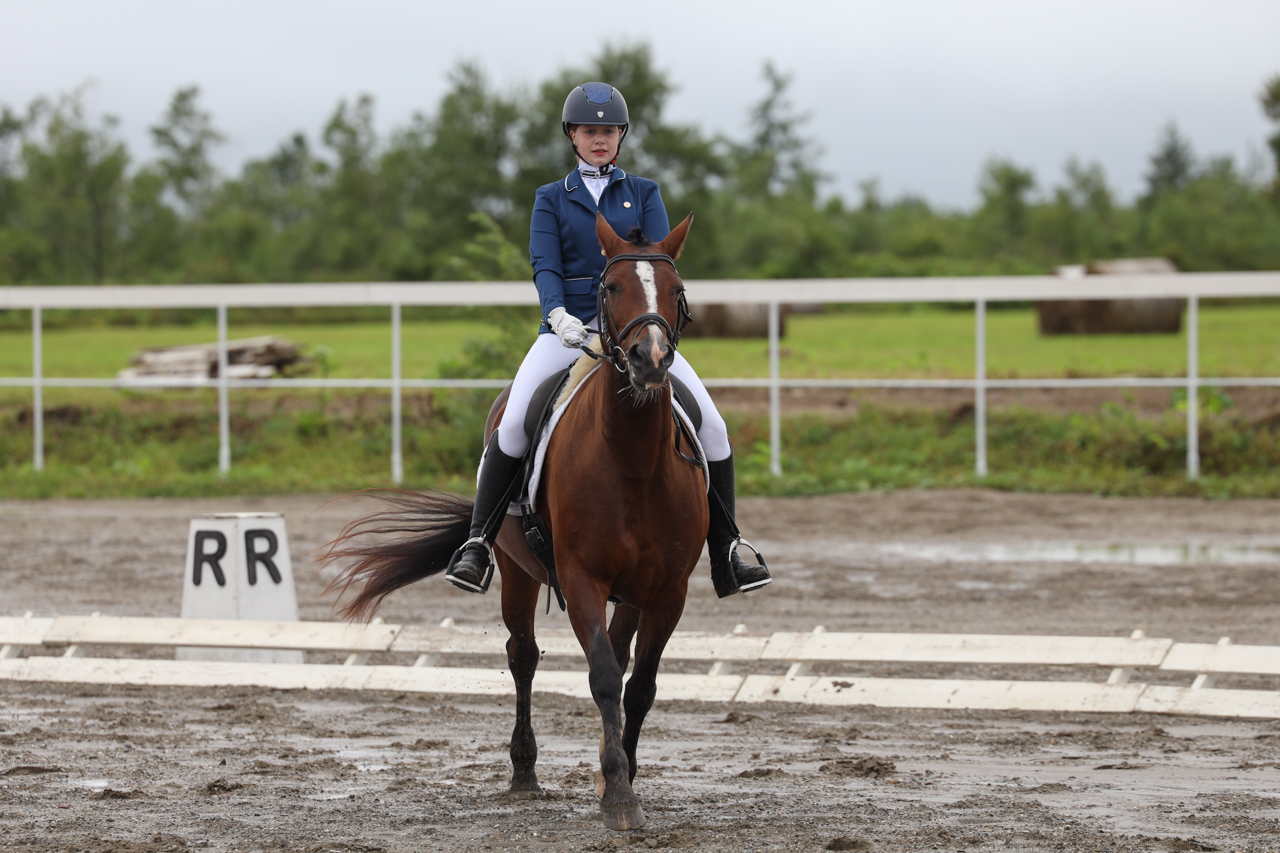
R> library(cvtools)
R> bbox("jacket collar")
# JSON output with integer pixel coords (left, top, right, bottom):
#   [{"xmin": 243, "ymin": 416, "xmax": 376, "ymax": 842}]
[{"xmin": 564, "ymin": 167, "xmax": 628, "ymax": 209}]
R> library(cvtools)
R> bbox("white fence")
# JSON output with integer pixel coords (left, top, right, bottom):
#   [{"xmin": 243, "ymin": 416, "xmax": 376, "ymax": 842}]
[
  {"xmin": 4, "ymin": 271, "xmax": 1280, "ymax": 481},
  {"xmin": 3, "ymin": 614, "xmax": 1278, "ymax": 718}
]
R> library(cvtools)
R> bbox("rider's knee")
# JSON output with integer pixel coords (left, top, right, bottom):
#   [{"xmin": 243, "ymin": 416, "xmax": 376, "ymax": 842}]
[
  {"xmin": 497, "ymin": 421, "xmax": 529, "ymax": 458},
  {"xmin": 698, "ymin": 409, "xmax": 731, "ymax": 462}
]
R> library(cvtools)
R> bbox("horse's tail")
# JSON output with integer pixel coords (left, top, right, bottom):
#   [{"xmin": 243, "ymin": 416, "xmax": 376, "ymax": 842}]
[{"xmin": 318, "ymin": 489, "xmax": 473, "ymax": 623}]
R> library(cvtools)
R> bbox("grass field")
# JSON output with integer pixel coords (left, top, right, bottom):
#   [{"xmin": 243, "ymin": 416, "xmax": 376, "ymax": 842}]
[
  {"xmin": 2, "ymin": 304, "xmax": 1279, "ymax": 389},
  {"xmin": 2, "ymin": 304, "xmax": 1278, "ymax": 500}
]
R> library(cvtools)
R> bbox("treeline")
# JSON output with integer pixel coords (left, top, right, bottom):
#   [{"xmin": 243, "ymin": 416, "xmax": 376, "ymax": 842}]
[{"xmin": 1, "ymin": 45, "xmax": 1279, "ymax": 288}]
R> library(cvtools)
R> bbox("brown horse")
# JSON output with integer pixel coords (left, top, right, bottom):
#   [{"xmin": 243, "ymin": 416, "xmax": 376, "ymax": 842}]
[{"xmin": 322, "ymin": 212, "xmax": 707, "ymax": 831}]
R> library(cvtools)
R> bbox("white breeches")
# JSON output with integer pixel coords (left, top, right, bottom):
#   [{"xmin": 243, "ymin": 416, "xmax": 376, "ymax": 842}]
[{"xmin": 496, "ymin": 327, "xmax": 731, "ymax": 462}]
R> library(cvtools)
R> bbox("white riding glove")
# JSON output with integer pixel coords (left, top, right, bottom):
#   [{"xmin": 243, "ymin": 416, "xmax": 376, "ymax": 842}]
[{"xmin": 547, "ymin": 307, "xmax": 588, "ymax": 348}]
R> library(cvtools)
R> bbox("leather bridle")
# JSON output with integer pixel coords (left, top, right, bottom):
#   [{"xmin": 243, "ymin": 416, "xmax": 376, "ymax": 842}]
[{"xmin": 577, "ymin": 252, "xmax": 693, "ymax": 373}]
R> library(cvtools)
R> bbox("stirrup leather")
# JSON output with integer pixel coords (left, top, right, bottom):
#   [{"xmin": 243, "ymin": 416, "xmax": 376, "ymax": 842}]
[{"xmin": 446, "ymin": 536, "xmax": 496, "ymax": 594}]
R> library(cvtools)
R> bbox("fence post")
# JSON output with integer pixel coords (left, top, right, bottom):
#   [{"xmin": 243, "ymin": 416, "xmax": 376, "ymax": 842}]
[
  {"xmin": 391, "ymin": 302, "xmax": 403, "ymax": 484},
  {"xmin": 768, "ymin": 300, "xmax": 782, "ymax": 477},
  {"xmin": 975, "ymin": 299, "xmax": 987, "ymax": 477},
  {"xmin": 1186, "ymin": 295, "xmax": 1199, "ymax": 480},
  {"xmin": 32, "ymin": 306, "xmax": 43, "ymax": 472},
  {"xmin": 217, "ymin": 304, "xmax": 230, "ymax": 476}
]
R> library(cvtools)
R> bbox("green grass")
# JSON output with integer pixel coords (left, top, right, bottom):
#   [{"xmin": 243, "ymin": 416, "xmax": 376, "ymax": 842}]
[
  {"xmin": 2, "ymin": 304, "xmax": 1278, "ymax": 500},
  {"xmin": 3, "ymin": 396, "xmax": 1278, "ymax": 500},
  {"xmin": 2, "ymin": 306, "xmax": 1278, "ymax": 395}
]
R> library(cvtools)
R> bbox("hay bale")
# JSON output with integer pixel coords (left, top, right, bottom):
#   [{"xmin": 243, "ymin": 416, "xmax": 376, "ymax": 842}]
[
  {"xmin": 1037, "ymin": 258, "xmax": 1184, "ymax": 335},
  {"xmin": 683, "ymin": 304, "xmax": 790, "ymax": 338}
]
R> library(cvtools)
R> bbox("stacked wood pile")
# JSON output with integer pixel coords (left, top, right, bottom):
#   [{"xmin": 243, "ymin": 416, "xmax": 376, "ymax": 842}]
[
  {"xmin": 117, "ymin": 335, "xmax": 305, "ymax": 381},
  {"xmin": 1038, "ymin": 258, "xmax": 1184, "ymax": 335}
]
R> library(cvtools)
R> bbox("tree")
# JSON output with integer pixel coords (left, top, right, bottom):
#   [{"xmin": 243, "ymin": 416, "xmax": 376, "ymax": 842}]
[
  {"xmin": 1144, "ymin": 122, "xmax": 1195, "ymax": 200},
  {"xmin": 150, "ymin": 86, "xmax": 224, "ymax": 218},
  {"xmin": 972, "ymin": 158, "xmax": 1036, "ymax": 255},
  {"xmin": 1261, "ymin": 73, "xmax": 1280, "ymax": 196},
  {"xmin": 17, "ymin": 91, "xmax": 129, "ymax": 283}
]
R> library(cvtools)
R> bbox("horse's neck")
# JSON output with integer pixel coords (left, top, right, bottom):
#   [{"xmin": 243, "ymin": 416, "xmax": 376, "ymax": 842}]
[{"xmin": 585, "ymin": 369, "xmax": 675, "ymax": 478}]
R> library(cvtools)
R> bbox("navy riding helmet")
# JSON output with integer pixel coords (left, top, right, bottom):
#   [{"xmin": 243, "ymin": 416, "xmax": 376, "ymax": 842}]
[{"xmin": 562, "ymin": 83, "xmax": 629, "ymax": 162}]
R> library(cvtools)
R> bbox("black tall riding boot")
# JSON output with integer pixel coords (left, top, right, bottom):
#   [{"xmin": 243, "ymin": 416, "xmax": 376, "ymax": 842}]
[
  {"xmin": 706, "ymin": 453, "xmax": 773, "ymax": 599},
  {"xmin": 445, "ymin": 432, "xmax": 524, "ymax": 594}
]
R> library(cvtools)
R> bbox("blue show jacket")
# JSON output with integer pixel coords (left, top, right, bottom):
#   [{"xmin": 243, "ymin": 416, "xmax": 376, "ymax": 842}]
[{"xmin": 529, "ymin": 168, "xmax": 670, "ymax": 332}]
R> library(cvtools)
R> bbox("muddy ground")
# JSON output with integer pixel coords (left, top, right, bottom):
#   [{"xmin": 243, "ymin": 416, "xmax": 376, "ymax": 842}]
[{"xmin": 3, "ymin": 490, "xmax": 1280, "ymax": 852}]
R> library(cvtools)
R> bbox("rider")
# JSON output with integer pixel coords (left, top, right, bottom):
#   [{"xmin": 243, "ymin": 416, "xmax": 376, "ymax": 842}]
[{"xmin": 445, "ymin": 82, "xmax": 772, "ymax": 600}]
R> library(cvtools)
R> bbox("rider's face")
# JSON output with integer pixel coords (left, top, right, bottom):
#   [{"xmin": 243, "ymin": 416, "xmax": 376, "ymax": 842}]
[{"xmin": 570, "ymin": 124, "xmax": 621, "ymax": 168}]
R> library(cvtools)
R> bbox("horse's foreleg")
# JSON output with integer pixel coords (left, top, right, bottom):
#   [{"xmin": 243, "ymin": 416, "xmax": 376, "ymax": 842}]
[
  {"xmin": 567, "ymin": 585, "xmax": 645, "ymax": 831},
  {"xmin": 500, "ymin": 549, "xmax": 543, "ymax": 794},
  {"xmin": 622, "ymin": 600, "xmax": 686, "ymax": 785}
]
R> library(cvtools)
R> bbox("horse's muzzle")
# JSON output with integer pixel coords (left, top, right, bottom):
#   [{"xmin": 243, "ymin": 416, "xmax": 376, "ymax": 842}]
[{"xmin": 627, "ymin": 330, "xmax": 674, "ymax": 390}]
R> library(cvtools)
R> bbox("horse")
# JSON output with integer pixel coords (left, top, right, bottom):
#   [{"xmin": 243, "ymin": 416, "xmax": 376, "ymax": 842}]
[{"xmin": 321, "ymin": 212, "xmax": 708, "ymax": 831}]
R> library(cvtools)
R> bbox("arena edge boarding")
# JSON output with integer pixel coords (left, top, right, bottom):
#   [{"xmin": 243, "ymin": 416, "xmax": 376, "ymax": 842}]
[
  {"xmin": 2, "ymin": 614, "xmax": 1279, "ymax": 719},
  {"xmin": 5, "ymin": 270, "xmax": 1280, "ymax": 482}
]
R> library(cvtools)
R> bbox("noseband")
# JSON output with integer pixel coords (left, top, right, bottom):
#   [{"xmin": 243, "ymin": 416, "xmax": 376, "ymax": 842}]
[{"xmin": 578, "ymin": 253, "xmax": 693, "ymax": 373}]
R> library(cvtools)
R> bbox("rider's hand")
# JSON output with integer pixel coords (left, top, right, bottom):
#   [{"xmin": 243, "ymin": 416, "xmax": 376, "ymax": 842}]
[{"xmin": 547, "ymin": 307, "xmax": 588, "ymax": 348}]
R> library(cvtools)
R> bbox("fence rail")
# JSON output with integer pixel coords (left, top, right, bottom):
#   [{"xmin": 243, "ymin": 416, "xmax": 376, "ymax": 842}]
[
  {"xmin": 2, "ymin": 614, "xmax": 1277, "ymax": 717},
  {"xmin": 4, "ymin": 271, "xmax": 1280, "ymax": 481}
]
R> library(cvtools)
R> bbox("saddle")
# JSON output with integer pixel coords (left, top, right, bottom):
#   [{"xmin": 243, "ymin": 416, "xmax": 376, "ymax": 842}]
[{"xmin": 509, "ymin": 359, "xmax": 705, "ymax": 612}]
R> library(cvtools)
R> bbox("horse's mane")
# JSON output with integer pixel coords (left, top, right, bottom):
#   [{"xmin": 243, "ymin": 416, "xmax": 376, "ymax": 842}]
[{"xmin": 625, "ymin": 227, "xmax": 652, "ymax": 247}]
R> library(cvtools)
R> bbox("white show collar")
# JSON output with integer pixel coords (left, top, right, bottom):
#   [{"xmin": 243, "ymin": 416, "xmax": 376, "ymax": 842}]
[{"xmin": 577, "ymin": 159, "xmax": 611, "ymax": 205}]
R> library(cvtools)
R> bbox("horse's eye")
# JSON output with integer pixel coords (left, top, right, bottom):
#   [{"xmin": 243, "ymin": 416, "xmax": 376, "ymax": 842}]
[{"xmin": 603, "ymin": 283, "xmax": 619, "ymax": 294}]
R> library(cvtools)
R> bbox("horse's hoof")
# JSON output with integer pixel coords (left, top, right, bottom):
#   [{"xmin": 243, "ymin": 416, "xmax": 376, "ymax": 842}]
[
  {"xmin": 594, "ymin": 772, "xmax": 606, "ymax": 799},
  {"xmin": 509, "ymin": 772, "xmax": 541, "ymax": 794},
  {"xmin": 507, "ymin": 783, "xmax": 542, "ymax": 797},
  {"xmin": 601, "ymin": 802, "xmax": 646, "ymax": 831}
]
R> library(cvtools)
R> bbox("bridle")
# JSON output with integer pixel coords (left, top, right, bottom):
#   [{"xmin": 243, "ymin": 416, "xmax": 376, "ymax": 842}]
[{"xmin": 577, "ymin": 253, "xmax": 693, "ymax": 373}]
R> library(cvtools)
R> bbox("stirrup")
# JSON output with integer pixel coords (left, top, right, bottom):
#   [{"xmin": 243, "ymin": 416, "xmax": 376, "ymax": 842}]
[
  {"xmin": 445, "ymin": 536, "xmax": 495, "ymax": 594},
  {"xmin": 729, "ymin": 537, "xmax": 771, "ymax": 593}
]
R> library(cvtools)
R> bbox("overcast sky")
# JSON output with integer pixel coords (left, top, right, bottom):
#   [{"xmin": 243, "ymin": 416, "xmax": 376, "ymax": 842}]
[{"xmin": 3, "ymin": 0, "xmax": 1277, "ymax": 209}]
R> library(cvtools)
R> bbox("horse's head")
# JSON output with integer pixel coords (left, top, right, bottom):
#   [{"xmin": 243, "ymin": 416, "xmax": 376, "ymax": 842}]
[{"xmin": 593, "ymin": 211, "xmax": 694, "ymax": 396}]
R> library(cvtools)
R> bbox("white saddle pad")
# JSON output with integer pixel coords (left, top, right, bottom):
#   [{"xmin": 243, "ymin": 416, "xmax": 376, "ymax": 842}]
[{"xmin": 476, "ymin": 365, "xmax": 710, "ymax": 517}]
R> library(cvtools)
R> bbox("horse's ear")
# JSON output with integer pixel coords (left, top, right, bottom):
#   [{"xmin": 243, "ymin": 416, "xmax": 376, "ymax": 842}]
[
  {"xmin": 595, "ymin": 212, "xmax": 630, "ymax": 258},
  {"xmin": 655, "ymin": 212, "xmax": 694, "ymax": 260}
]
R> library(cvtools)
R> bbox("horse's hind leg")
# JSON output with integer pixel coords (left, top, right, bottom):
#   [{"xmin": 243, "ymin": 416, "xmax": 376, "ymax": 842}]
[
  {"xmin": 500, "ymin": 552, "xmax": 543, "ymax": 794},
  {"xmin": 607, "ymin": 604, "xmax": 640, "ymax": 672},
  {"xmin": 621, "ymin": 600, "xmax": 686, "ymax": 785}
]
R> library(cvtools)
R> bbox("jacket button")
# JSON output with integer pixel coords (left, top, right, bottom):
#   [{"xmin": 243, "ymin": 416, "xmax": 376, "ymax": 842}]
[{"xmin": 623, "ymin": 201, "xmax": 632, "ymax": 208}]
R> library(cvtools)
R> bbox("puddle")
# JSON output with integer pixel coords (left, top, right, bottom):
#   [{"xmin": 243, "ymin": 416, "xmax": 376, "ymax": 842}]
[{"xmin": 864, "ymin": 542, "xmax": 1280, "ymax": 567}]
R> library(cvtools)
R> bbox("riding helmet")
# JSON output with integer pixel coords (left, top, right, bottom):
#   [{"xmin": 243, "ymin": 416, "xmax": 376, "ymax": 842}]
[{"xmin": 561, "ymin": 82, "xmax": 629, "ymax": 140}]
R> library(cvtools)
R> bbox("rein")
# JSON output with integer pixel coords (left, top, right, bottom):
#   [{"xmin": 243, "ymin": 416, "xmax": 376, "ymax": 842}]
[{"xmin": 576, "ymin": 252, "xmax": 693, "ymax": 372}]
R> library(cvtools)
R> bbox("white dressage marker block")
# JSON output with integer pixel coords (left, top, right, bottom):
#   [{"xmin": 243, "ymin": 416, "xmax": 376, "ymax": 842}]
[{"xmin": 179, "ymin": 513, "xmax": 302, "ymax": 663}]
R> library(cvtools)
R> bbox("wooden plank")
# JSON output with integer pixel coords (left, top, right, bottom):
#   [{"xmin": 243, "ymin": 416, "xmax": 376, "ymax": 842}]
[
  {"xmin": 391, "ymin": 625, "xmax": 766, "ymax": 663},
  {"xmin": 0, "ymin": 658, "xmax": 743, "ymax": 703},
  {"xmin": 1159, "ymin": 643, "xmax": 1280, "ymax": 676},
  {"xmin": 0, "ymin": 657, "xmax": 374, "ymax": 691},
  {"xmin": 0, "ymin": 617, "xmax": 55, "ymax": 646},
  {"xmin": 43, "ymin": 616, "xmax": 399, "ymax": 652},
  {"xmin": 390, "ymin": 625, "xmax": 583, "ymax": 658},
  {"xmin": 759, "ymin": 632, "xmax": 1172, "ymax": 667},
  {"xmin": 1136, "ymin": 685, "xmax": 1280, "ymax": 718},
  {"xmin": 735, "ymin": 674, "xmax": 1146, "ymax": 713},
  {"xmin": 661, "ymin": 632, "xmax": 771, "ymax": 661}
]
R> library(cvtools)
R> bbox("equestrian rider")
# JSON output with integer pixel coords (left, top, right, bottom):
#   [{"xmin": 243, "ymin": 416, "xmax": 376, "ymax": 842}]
[{"xmin": 445, "ymin": 82, "xmax": 772, "ymax": 600}]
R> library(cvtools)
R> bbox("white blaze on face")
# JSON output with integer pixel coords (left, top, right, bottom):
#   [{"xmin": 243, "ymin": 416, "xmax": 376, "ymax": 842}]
[
  {"xmin": 633, "ymin": 260, "xmax": 666, "ymax": 373},
  {"xmin": 635, "ymin": 261, "xmax": 658, "ymax": 313}
]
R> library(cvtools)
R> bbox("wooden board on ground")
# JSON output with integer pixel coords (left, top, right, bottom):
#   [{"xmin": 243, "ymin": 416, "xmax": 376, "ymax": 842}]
[
  {"xmin": 759, "ymin": 632, "xmax": 1172, "ymax": 667},
  {"xmin": 0, "ymin": 616, "xmax": 56, "ymax": 647},
  {"xmin": 735, "ymin": 674, "xmax": 1148, "ymax": 713},
  {"xmin": 42, "ymin": 616, "xmax": 400, "ymax": 652},
  {"xmin": 1159, "ymin": 643, "xmax": 1280, "ymax": 676},
  {"xmin": 1135, "ymin": 685, "xmax": 1280, "ymax": 718}
]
